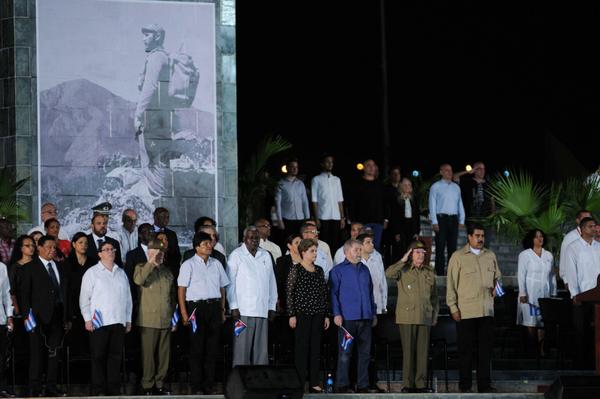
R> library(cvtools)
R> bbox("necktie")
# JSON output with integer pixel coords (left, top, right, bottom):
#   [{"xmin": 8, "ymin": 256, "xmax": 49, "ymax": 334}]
[
  {"xmin": 46, "ymin": 262, "xmax": 63, "ymax": 304},
  {"xmin": 97, "ymin": 239, "xmax": 103, "ymax": 249}
]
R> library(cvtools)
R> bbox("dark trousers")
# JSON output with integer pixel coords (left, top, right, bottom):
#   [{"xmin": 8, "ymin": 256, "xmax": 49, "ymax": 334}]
[
  {"xmin": 456, "ymin": 316, "xmax": 493, "ymax": 391},
  {"xmin": 187, "ymin": 301, "xmax": 222, "ymax": 392},
  {"xmin": 29, "ymin": 309, "xmax": 64, "ymax": 394},
  {"xmin": 434, "ymin": 214, "xmax": 458, "ymax": 275},
  {"xmin": 573, "ymin": 303, "xmax": 594, "ymax": 369},
  {"xmin": 294, "ymin": 313, "xmax": 324, "ymax": 387},
  {"xmin": 319, "ymin": 219, "xmax": 341, "ymax": 250},
  {"xmin": 283, "ymin": 219, "xmax": 305, "ymax": 240},
  {"xmin": 90, "ymin": 323, "xmax": 126, "ymax": 395},
  {"xmin": 336, "ymin": 320, "xmax": 371, "ymax": 389}
]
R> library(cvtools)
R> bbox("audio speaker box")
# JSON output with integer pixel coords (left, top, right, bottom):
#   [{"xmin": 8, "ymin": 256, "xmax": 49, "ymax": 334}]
[
  {"xmin": 225, "ymin": 365, "xmax": 304, "ymax": 399},
  {"xmin": 544, "ymin": 376, "xmax": 600, "ymax": 399}
]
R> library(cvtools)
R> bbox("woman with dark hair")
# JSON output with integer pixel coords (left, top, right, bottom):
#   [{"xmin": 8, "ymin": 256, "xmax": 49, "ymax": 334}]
[
  {"xmin": 65, "ymin": 232, "xmax": 95, "ymax": 354},
  {"xmin": 517, "ymin": 229, "xmax": 555, "ymax": 357},
  {"xmin": 386, "ymin": 170, "xmax": 421, "ymax": 263},
  {"xmin": 274, "ymin": 234, "xmax": 302, "ymax": 312},
  {"xmin": 287, "ymin": 239, "xmax": 330, "ymax": 393},
  {"xmin": 385, "ymin": 240, "xmax": 438, "ymax": 393},
  {"xmin": 44, "ymin": 218, "xmax": 70, "ymax": 260},
  {"xmin": 7, "ymin": 235, "xmax": 35, "ymax": 316}
]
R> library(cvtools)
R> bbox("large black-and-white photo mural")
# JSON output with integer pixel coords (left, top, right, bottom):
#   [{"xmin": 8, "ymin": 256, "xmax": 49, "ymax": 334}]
[{"xmin": 36, "ymin": 0, "xmax": 217, "ymax": 243}]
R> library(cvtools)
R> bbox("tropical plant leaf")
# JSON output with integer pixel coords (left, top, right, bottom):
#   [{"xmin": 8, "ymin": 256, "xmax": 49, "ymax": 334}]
[
  {"xmin": 488, "ymin": 171, "xmax": 545, "ymax": 218},
  {"xmin": 0, "ymin": 168, "xmax": 30, "ymax": 224}
]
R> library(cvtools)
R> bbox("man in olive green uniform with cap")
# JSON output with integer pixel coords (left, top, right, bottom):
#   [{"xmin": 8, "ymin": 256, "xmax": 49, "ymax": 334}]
[
  {"xmin": 134, "ymin": 238, "xmax": 176, "ymax": 395},
  {"xmin": 386, "ymin": 240, "xmax": 438, "ymax": 393},
  {"xmin": 446, "ymin": 223, "xmax": 501, "ymax": 394}
]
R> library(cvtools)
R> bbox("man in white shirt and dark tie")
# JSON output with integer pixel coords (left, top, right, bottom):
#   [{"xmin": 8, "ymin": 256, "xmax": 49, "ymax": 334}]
[
  {"xmin": 80, "ymin": 241, "xmax": 132, "ymax": 396},
  {"xmin": 558, "ymin": 209, "xmax": 592, "ymax": 289},
  {"xmin": 428, "ymin": 163, "xmax": 465, "ymax": 275},
  {"xmin": 227, "ymin": 226, "xmax": 278, "ymax": 366}
]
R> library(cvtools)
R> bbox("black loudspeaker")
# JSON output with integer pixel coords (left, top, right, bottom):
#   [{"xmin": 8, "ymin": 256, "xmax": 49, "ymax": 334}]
[
  {"xmin": 545, "ymin": 376, "xmax": 600, "ymax": 399},
  {"xmin": 225, "ymin": 365, "xmax": 304, "ymax": 399}
]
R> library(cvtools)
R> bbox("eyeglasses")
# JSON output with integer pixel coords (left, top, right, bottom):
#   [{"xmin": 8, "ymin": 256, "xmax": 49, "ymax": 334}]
[
  {"xmin": 305, "ymin": 230, "xmax": 318, "ymax": 234},
  {"xmin": 257, "ymin": 224, "xmax": 271, "ymax": 228},
  {"xmin": 101, "ymin": 248, "xmax": 117, "ymax": 253}
]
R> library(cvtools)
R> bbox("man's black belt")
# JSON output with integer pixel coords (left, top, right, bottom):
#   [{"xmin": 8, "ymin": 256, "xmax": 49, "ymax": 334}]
[
  {"xmin": 188, "ymin": 298, "xmax": 221, "ymax": 305},
  {"xmin": 437, "ymin": 213, "xmax": 458, "ymax": 217}
]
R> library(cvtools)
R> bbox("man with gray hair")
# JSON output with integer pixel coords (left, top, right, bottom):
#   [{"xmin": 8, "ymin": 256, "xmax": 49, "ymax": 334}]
[{"xmin": 227, "ymin": 226, "xmax": 277, "ymax": 366}]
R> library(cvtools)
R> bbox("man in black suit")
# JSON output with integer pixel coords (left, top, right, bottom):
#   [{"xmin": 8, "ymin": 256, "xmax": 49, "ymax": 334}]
[
  {"xmin": 87, "ymin": 214, "xmax": 123, "ymax": 267},
  {"xmin": 152, "ymin": 208, "xmax": 181, "ymax": 278},
  {"xmin": 20, "ymin": 235, "xmax": 71, "ymax": 396}
]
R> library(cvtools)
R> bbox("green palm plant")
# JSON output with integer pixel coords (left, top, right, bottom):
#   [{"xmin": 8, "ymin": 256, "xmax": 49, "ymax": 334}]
[
  {"xmin": 238, "ymin": 135, "xmax": 292, "ymax": 229},
  {"xmin": 487, "ymin": 170, "xmax": 547, "ymax": 242},
  {"xmin": 560, "ymin": 174, "xmax": 600, "ymax": 225},
  {"xmin": 0, "ymin": 168, "xmax": 29, "ymax": 224}
]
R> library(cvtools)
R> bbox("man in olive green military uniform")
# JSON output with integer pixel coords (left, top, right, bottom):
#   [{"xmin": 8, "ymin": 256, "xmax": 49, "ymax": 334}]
[
  {"xmin": 385, "ymin": 240, "xmax": 438, "ymax": 393},
  {"xmin": 446, "ymin": 223, "xmax": 501, "ymax": 394},
  {"xmin": 134, "ymin": 239, "xmax": 176, "ymax": 395}
]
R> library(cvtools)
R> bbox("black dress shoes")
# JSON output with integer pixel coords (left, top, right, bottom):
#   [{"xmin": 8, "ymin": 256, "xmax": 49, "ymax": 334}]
[{"xmin": 153, "ymin": 387, "xmax": 171, "ymax": 395}]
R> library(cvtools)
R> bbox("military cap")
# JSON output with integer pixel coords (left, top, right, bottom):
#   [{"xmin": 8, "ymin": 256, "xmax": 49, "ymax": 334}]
[
  {"xmin": 92, "ymin": 202, "xmax": 112, "ymax": 215},
  {"xmin": 409, "ymin": 240, "xmax": 427, "ymax": 252},
  {"xmin": 141, "ymin": 23, "xmax": 165, "ymax": 36},
  {"xmin": 148, "ymin": 238, "xmax": 166, "ymax": 251}
]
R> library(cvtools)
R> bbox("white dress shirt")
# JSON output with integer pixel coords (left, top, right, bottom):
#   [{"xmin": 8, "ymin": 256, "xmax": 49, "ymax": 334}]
[
  {"xmin": 80, "ymin": 262, "xmax": 133, "ymax": 326},
  {"xmin": 227, "ymin": 245, "xmax": 277, "ymax": 318},
  {"xmin": 564, "ymin": 238, "xmax": 600, "ymax": 297},
  {"xmin": 311, "ymin": 172, "xmax": 344, "ymax": 220},
  {"xmin": 116, "ymin": 226, "xmax": 138, "ymax": 263},
  {"xmin": 260, "ymin": 238, "xmax": 282, "ymax": 262},
  {"xmin": 334, "ymin": 246, "xmax": 345, "ymax": 266},
  {"xmin": 0, "ymin": 262, "xmax": 13, "ymax": 325},
  {"xmin": 40, "ymin": 256, "xmax": 61, "ymax": 284},
  {"xmin": 428, "ymin": 179, "xmax": 465, "ymax": 225},
  {"xmin": 316, "ymin": 245, "xmax": 334, "ymax": 282},
  {"xmin": 361, "ymin": 251, "xmax": 388, "ymax": 314},
  {"xmin": 559, "ymin": 228, "xmax": 580, "ymax": 284},
  {"xmin": 275, "ymin": 177, "xmax": 310, "ymax": 221},
  {"xmin": 214, "ymin": 242, "xmax": 226, "ymax": 255},
  {"xmin": 178, "ymin": 255, "xmax": 230, "ymax": 301}
]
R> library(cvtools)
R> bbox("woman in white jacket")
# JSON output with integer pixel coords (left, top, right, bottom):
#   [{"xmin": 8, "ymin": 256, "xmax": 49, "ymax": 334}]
[{"xmin": 517, "ymin": 229, "xmax": 556, "ymax": 357}]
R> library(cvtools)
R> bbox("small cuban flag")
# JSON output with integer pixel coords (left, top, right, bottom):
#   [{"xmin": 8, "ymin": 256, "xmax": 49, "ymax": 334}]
[
  {"xmin": 189, "ymin": 308, "xmax": 197, "ymax": 333},
  {"xmin": 171, "ymin": 305, "xmax": 180, "ymax": 330},
  {"xmin": 92, "ymin": 309, "xmax": 104, "ymax": 330},
  {"xmin": 24, "ymin": 309, "xmax": 37, "ymax": 332},
  {"xmin": 234, "ymin": 319, "xmax": 247, "ymax": 336},
  {"xmin": 341, "ymin": 326, "xmax": 354, "ymax": 352},
  {"xmin": 529, "ymin": 304, "xmax": 541, "ymax": 317},
  {"xmin": 495, "ymin": 281, "xmax": 505, "ymax": 297}
]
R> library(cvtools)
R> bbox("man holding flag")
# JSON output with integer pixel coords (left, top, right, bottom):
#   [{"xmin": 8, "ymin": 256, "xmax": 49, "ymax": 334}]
[
  {"xmin": 446, "ymin": 223, "xmax": 501, "ymax": 394},
  {"xmin": 20, "ymin": 235, "xmax": 70, "ymax": 397},
  {"xmin": 80, "ymin": 241, "xmax": 132, "ymax": 396},
  {"xmin": 330, "ymin": 239, "xmax": 378, "ymax": 393},
  {"xmin": 178, "ymin": 232, "xmax": 229, "ymax": 395},
  {"xmin": 134, "ymin": 238, "xmax": 176, "ymax": 395}
]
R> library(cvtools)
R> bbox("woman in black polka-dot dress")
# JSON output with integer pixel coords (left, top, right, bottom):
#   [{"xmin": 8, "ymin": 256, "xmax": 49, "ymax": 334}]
[{"xmin": 287, "ymin": 238, "xmax": 330, "ymax": 393}]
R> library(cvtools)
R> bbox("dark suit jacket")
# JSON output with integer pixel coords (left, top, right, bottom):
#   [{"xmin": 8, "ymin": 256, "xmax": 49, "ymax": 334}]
[
  {"xmin": 86, "ymin": 234, "xmax": 123, "ymax": 267},
  {"xmin": 125, "ymin": 245, "xmax": 148, "ymax": 314},
  {"xmin": 20, "ymin": 258, "xmax": 70, "ymax": 325},
  {"xmin": 160, "ymin": 227, "xmax": 181, "ymax": 278}
]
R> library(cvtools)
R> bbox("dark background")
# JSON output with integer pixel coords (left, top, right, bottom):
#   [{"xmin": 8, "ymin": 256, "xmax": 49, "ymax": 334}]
[{"xmin": 236, "ymin": 1, "xmax": 599, "ymax": 184}]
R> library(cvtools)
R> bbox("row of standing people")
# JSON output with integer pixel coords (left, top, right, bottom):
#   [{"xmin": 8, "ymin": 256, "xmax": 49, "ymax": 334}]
[{"xmin": 272, "ymin": 156, "xmax": 494, "ymax": 274}]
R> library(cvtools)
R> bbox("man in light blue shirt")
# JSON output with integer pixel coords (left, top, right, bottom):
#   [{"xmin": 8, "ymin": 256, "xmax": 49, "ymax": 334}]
[
  {"xmin": 428, "ymin": 164, "xmax": 465, "ymax": 275},
  {"xmin": 275, "ymin": 158, "xmax": 310, "ymax": 240}
]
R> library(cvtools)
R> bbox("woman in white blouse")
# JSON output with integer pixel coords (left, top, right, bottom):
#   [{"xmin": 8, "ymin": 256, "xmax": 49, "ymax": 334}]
[{"xmin": 517, "ymin": 229, "xmax": 556, "ymax": 357}]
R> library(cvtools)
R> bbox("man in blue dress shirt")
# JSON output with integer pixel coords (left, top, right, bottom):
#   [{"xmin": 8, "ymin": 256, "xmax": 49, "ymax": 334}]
[
  {"xmin": 428, "ymin": 164, "xmax": 465, "ymax": 275},
  {"xmin": 330, "ymin": 239, "xmax": 378, "ymax": 393}
]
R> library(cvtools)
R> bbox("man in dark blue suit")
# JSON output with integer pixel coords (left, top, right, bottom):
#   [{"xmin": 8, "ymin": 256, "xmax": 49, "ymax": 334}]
[{"xmin": 86, "ymin": 214, "xmax": 123, "ymax": 267}]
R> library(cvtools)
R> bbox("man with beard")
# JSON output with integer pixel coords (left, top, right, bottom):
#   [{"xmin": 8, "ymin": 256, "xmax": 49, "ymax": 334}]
[{"xmin": 86, "ymin": 214, "xmax": 123, "ymax": 267}]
